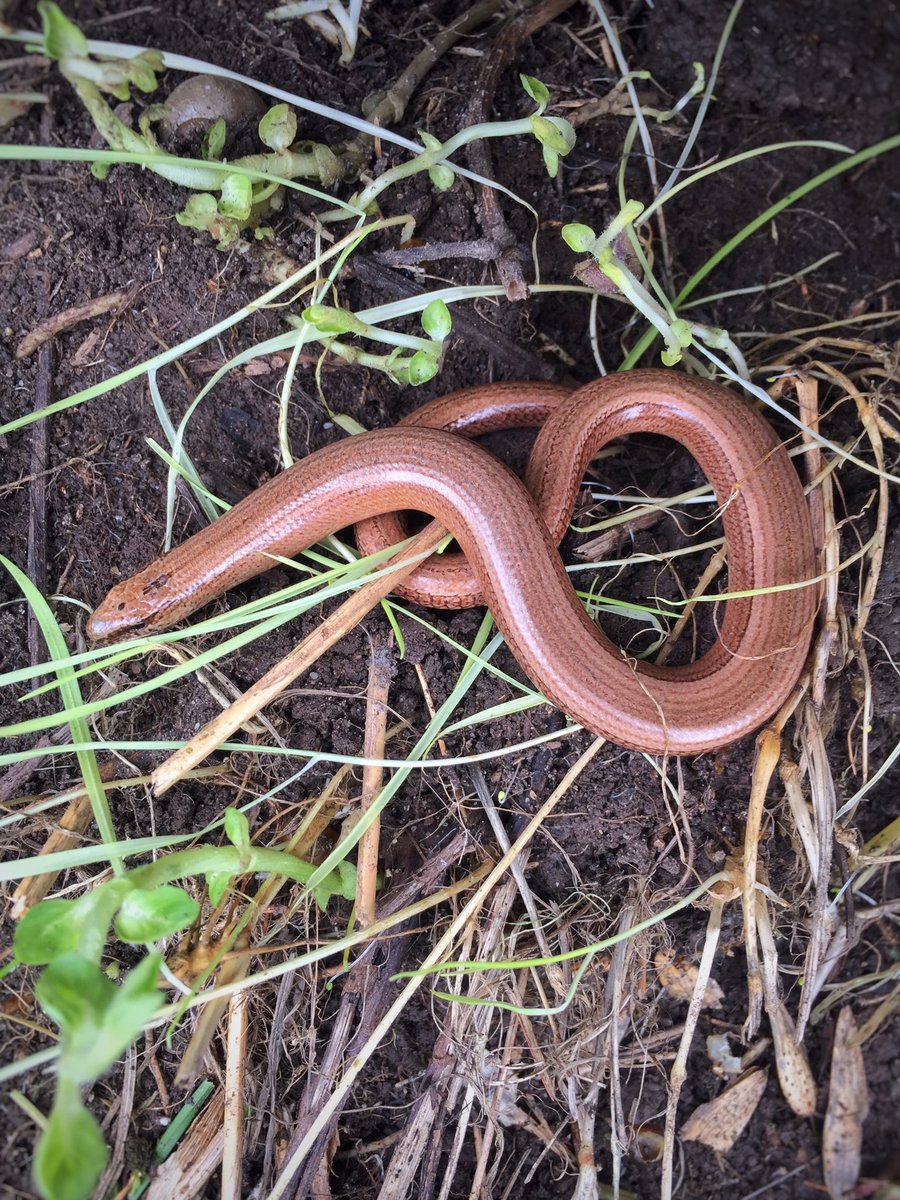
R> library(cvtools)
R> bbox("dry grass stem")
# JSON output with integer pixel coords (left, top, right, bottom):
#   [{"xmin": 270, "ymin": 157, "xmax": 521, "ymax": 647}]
[
  {"xmin": 356, "ymin": 631, "xmax": 394, "ymax": 928},
  {"xmin": 754, "ymin": 890, "xmax": 817, "ymax": 1117},
  {"xmin": 222, "ymin": 984, "xmax": 250, "ymax": 1200},
  {"xmin": 268, "ymin": 738, "xmax": 606, "ymax": 1198},
  {"xmin": 151, "ymin": 522, "xmax": 446, "ymax": 794},
  {"xmin": 795, "ymin": 710, "xmax": 838, "ymax": 1040},
  {"xmin": 660, "ymin": 889, "xmax": 726, "ymax": 1200},
  {"xmin": 823, "ymin": 1007, "xmax": 868, "ymax": 1200}
]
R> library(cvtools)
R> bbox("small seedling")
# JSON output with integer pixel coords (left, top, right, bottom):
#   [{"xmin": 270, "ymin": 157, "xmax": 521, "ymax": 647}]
[
  {"xmin": 328, "ymin": 73, "xmax": 575, "ymax": 221},
  {"xmin": 562, "ymin": 205, "xmax": 746, "ymax": 374},
  {"xmin": 37, "ymin": 3, "xmax": 363, "ymax": 246},
  {"xmin": 13, "ymin": 802, "xmax": 356, "ymax": 1200},
  {"xmin": 300, "ymin": 296, "xmax": 453, "ymax": 385}
]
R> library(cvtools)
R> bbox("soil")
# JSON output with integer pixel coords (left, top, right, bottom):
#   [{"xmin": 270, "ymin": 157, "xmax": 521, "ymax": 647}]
[{"xmin": 1, "ymin": 2, "xmax": 898, "ymax": 1199}]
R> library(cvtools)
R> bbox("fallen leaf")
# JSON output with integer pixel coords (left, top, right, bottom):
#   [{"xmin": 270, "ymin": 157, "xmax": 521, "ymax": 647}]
[
  {"xmin": 655, "ymin": 950, "xmax": 724, "ymax": 1008},
  {"xmin": 769, "ymin": 1000, "xmax": 817, "ymax": 1117},
  {"xmin": 0, "ymin": 95, "xmax": 41, "ymax": 131},
  {"xmin": 823, "ymin": 1007, "xmax": 869, "ymax": 1200},
  {"xmin": 681, "ymin": 1067, "xmax": 769, "ymax": 1152}
]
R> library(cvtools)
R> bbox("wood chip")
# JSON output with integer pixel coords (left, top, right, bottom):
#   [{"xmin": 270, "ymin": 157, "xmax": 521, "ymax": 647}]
[
  {"xmin": 823, "ymin": 1008, "xmax": 869, "ymax": 1200},
  {"xmin": 655, "ymin": 950, "xmax": 724, "ymax": 1008},
  {"xmin": 681, "ymin": 1067, "xmax": 769, "ymax": 1152},
  {"xmin": 16, "ymin": 286, "xmax": 140, "ymax": 358},
  {"xmin": 145, "ymin": 1088, "xmax": 224, "ymax": 1200}
]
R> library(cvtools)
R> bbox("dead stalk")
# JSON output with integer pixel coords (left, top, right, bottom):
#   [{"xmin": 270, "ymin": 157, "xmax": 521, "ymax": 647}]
[
  {"xmin": 222, "ymin": 983, "xmax": 250, "ymax": 1200},
  {"xmin": 356, "ymin": 631, "xmax": 394, "ymax": 928},
  {"xmin": 660, "ymin": 887, "xmax": 728, "ymax": 1200},
  {"xmin": 151, "ymin": 522, "xmax": 445, "ymax": 794}
]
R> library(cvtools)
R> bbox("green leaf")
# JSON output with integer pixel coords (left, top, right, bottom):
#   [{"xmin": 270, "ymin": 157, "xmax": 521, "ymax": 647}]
[
  {"xmin": 153, "ymin": 1080, "xmax": 215, "ymax": 1162},
  {"xmin": 202, "ymin": 117, "xmax": 226, "ymax": 162},
  {"xmin": 331, "ymin": 412, "xmax": 367, "ymax": 436},
  {"xmin": 34, "ymin": 1078, "xmax": 107, "ymax": 1200},
  {"xmin": 520, "ymin": 74, "xmax": 549, "ymax": 110},
  {"xmin": 313, "ymin": 859, "xmax": 359, "ymax": 909},
  {"xmin": 14, "ymin": 900, "xmax": 82, "ymax": 965},
  {"xmin": 114, "ymin": 886, "xmax": 199, "ymax": 943},
  {"xmin": 126, "ymin": 52, "xmax": 163, "ymax": 95},
  {"xmin": 38, "ymin": 2, "xmax": 89, "ymax": 60},
  {"xmin": 542, "ymin": 144, "xmax": 560, "ymax": 179},
  {"xmin": 302, "ymin": 304, "xmax": 367, "ymax": 335},
  {"xmin": 421, "ymin": 298, "xmax": 451, "ymax": 342},
  {"xmin": 407, "ymin": 350, "xmax": 439, "ymax": 386},
  {"xmin": 337, "ymin": 861, "xmax": 358, "ymax": 901},
  {"xmin": 176, "ymin": 192, "xmax": 218, "ymax": 231},
  {"xmin": 224, "ymin": 807, "xmax": 250, "ymax": 853},
  {"xmin": 530, "ymin": 114, "xmax": 576, "ymax": 156},
  {"xmin": 418, "ymin": 130, "xmax": 454, "ymax": 190},
  {"xmin": 259, "ymin": 103, "xmax": 297, "ymax": 152},
  {"xmin": 104, "ymin": 953, "xmax": 164, "ymax": 1048},
  {"xmin": 418, "ymin": 130, "xmax": 443, "ymax": 153},
  {"xmin": 561, "ymin": 223, "xmax": 597, "ymax": 254},
  {"xmin": 37, "ymin": 952, "xmax": 164, "ymax": 1085},
  {"xmin": 207, "ymin": 872, "xmax": 233, "ymax": 908},
  {"xmin": 36, "ymin": 952, "xmax": 114, "ymax": 1037},
  {"xmin": 661, "ymin": 319, "xmax": 693, "ymax": 366},
  {"xmin": 427, "ymin": 163, "xmax": 455, "ymax": 192},
  {"xmin": 218, "ymin": 173, "xmax": 253, "ymax": 221},
  {"xmin": 90, "ymin": 161, "xmax": 111, "ymax": 182}
]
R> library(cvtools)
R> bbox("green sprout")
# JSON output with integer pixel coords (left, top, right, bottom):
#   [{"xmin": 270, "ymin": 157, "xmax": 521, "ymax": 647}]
[
  {"xmin": 562, "ymin": 203, "xmax": 746, "ymax": 373},
  {"xmin": 299, "ymin": 296, "xmax": 453, "ymax": 385},
  {"xmin": 332, "ymin": 74, "xmax": 576, "ymax": 219},
  {"xmin": 37, "ymin": 3, "xmax": 363, "ymax": 246},
  {"xmin": 13, "ymin": 793, "xmax": 355, "ymax": 1200}
]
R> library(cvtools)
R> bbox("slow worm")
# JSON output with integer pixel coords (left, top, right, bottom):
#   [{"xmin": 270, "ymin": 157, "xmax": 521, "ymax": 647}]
[{"xmin": 87, "ymin": 370, "xmax": 818, "ymax": 755}]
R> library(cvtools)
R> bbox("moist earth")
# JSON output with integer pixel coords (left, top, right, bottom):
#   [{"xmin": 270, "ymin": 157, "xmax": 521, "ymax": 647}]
[{"xmin": 1, "ymin": 1, "xmax": 898, "ymax": 1198}]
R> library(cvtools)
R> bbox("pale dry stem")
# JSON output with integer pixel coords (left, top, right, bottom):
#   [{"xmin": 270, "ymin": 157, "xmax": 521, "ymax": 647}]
[{"xmin": 151, "ymin": 521, "xmax": 446, "ymax": 794}]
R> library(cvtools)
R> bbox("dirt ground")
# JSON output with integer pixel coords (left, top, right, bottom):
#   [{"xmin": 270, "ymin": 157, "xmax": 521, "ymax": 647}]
[{"xmin": 1, "ymin": 1, "xmax": 898, "ymax": 1198}]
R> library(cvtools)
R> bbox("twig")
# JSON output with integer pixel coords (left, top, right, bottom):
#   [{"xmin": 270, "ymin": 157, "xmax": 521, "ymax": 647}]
[
  {"xmin": 374, "ymin": 1033, "xmax": 457, "ymax": 1200},
  {"xmin": 464, "ymin": 0, "xmax": 578, "ymax": 300},
  {"xmin": 362, "ymin": 0, "xmax": 503, "ymax": 127},
  {"xmin": 371, "ymin": 237, "xmax": 504, "ymax": 266},
  {"xmin": 16, "ymin": 286, "xmax": 141, "ymax": 359}
]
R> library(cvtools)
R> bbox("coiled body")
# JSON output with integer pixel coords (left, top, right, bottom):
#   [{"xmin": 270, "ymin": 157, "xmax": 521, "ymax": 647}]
[{"xmin": 88, "ymin": 370, "xmax": 818, "ymax": 755}]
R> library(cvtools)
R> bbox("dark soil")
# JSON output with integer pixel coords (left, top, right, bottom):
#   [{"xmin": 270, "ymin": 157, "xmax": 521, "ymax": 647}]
[{"xmin": 1, "ymin": 2, "xmax": 898, "ymax": 1199}]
